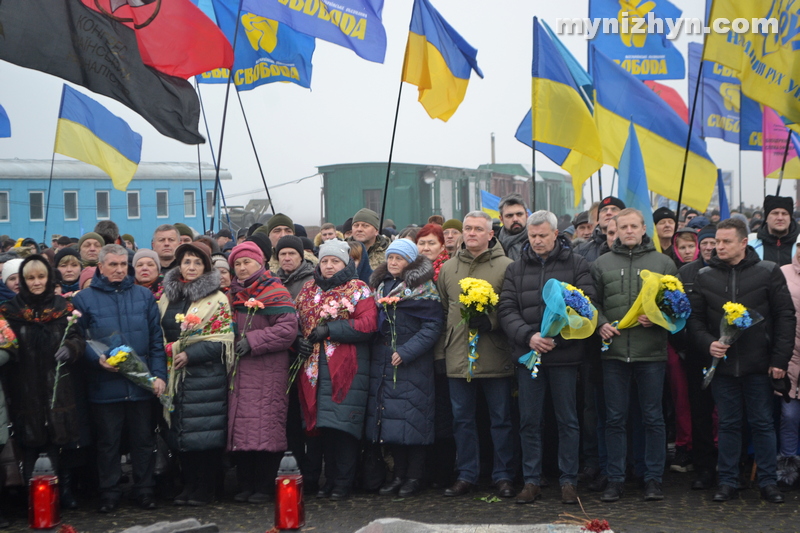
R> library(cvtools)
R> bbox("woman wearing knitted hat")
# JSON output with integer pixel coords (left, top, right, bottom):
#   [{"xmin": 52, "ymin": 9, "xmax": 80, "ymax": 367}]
[
  {"xmin": 366, "ymin": 239, "xmax": 443, "ymax": 498},
  {"xmin": 294, "ymin": 239, "xmax": 377, "ymax": 500},
  {"xmin": 133, "ymin": 249, "xmax": 163, "ymax": 300},
  {"xmin": 157, "ymin": 243, "xmax": 233, "ymax": 507},
  {"xmin": 226, "ymin": 241, "xmax": 298, "ymax": 504},
  {"xmin": 2, "ymin": 257, "xmax": 23, "ymax": 297}
]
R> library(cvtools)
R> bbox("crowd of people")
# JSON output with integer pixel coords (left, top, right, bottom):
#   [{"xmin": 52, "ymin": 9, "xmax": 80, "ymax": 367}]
[{"xmin": 0, "ymin": 192, "xmax": 798, "ymax": 526}]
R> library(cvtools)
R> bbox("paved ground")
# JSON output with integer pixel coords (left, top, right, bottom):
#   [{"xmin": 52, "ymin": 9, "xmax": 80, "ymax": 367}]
[{"xmin": 3, "ymin": 470, "xmax": 799, "ymax": 533}]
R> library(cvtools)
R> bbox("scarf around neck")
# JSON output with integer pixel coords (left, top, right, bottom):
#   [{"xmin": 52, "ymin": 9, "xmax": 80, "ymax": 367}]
[
  {"xmin": 158, "ymin": 280, "xmax": 234, "ymax": 426},
  {"xmin": 230, "ymin": 268, "xmax": 295, "ymax": 316},
  {"xmin": 295, "ymin": 272, "xmax": 372, "ymax": 432}
]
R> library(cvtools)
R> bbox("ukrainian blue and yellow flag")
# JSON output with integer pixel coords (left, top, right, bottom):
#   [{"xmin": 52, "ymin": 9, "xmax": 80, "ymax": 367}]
[
  {"xmin": 402, "ymin": 0, "xmax": 483, "ymax": 122},
  {"xmin": 54, "ymin": 85, "xmax": 142, "ymax": 192},
  {"xmin": 617, "ymin": 121, "xmax": 653, "ymax": 238},
  {"xmin": 480, "ymin": 190, "xmax": 501, "ymax": 219},
  {"xmin": 591, "ymin": 46, "xmax": 717, "ymax": 211},
  {"xmin": 531, "ymin": 17, "xmax": 603, "ymax": 207},
  {"xmin": 0, "ymin": 104, "xmax": 9, "ymax": 138}
]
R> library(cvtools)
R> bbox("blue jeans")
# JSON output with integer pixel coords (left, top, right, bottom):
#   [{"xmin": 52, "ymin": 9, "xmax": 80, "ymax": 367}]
[
  {"xmin": 780, "ymin": 398, "xmax": 800, "ymax": 456},
  {"xmin": 517, "ymin": 366, "xmax": 580, "ymax": 486},
  {"xmin": 449, "ymin": 377, "xmax": 514, "ymax": 484},
  {"xmin": 712, "ymin": 373, "xmax": 778, "ymax": 488},
  {"xmin": 603, "ymin": 359, "xmax": 666, "ymax": 484}
]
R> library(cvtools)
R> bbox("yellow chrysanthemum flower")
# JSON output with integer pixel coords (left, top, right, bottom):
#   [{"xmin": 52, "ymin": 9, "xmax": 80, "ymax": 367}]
[
  {"xmin": 106, "ymin": 352, "xmax": 129, "ymax": 367},
  {"xmin": 175, "ymin": 314, "xmax": 186, "ymax": 324},
  {"xmin": 661, "ymin": 275, "xmax": 684, "ymax": 293},
  {"xmin": 722, "ymin": 302, "xmax": 746, "ymax": 325}
]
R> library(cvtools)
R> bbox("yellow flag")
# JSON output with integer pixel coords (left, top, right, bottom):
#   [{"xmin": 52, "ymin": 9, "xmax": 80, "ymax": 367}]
[{"xmin": 704, "ymin": 1, "xmax": 800, "ymax": 125}]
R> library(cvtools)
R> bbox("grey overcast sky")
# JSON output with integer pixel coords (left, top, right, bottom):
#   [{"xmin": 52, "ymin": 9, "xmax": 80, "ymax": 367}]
[{"xmin": 0, "ymin": 0, "xmax": 775, "ymax": 226}]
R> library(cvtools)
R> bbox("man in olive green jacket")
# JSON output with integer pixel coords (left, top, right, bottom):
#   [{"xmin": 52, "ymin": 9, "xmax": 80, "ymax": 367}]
[
  {"xmin": 436, "ymin": 211, "xmax": 515, "ymax": 499},
  {"xmin": 591, "ymin": 208, "xmax": 677, "ymax": 503}
]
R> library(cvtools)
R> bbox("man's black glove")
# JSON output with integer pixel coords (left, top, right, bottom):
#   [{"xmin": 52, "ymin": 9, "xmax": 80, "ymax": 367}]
[
  {"xmin": 236, "ymin": 337, "xmax": 251, "ymax": 357},
  {"xmin": 468, "ymin": 314, "xmax": 492, "ymax": 333},
  {"xmin": 297, "ymin": 337, "xmax": 314, "ymax": 358},
  {"xmin": 307, "ymin": 324, "xmax": 330, "ymax": 344},
  {"xmin": 54, "ymin": 346, "xmax": 71, "ymax": 362}
]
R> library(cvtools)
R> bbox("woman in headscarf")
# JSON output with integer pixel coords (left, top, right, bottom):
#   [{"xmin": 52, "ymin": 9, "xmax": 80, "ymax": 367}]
[
  {"xmin": 54, "ymin": 248, "xmax": 83, "ymax": 297},
  {"xmin": 295, "ymin": 239, "xmax": 377, "ymax": 501},
  {"xmin": 227, "ymin": 241, "xmax": 297, "ymax": 504},
  {"xmin": 367, "ymin": 239, "xmax": 443, "ymax": 498},
  {"xmin": 0, "ymin": 255, "xmax": 84, "ymax": 504},
  {"xmin": 158, "ymin": 243, "xmax": 234, "ymax": 507},
  {"xmin": 134, "ymin": 249, "xmax": 164, "ymax": 300}
]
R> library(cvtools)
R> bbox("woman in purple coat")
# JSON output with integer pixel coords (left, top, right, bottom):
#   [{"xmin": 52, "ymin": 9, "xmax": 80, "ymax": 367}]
[{"xmin": 227, "ymin": 241, "xmax": 298, "ymax": 504}]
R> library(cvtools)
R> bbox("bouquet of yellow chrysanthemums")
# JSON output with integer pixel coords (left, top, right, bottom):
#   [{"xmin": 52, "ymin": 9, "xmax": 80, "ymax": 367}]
[
  {"xmin": 702, "ymin": 302, "xmax": 764, "ymax": 390},
  {"xmin": 457, "ymin": 277, "xmax": 499, "ymax": 381}
]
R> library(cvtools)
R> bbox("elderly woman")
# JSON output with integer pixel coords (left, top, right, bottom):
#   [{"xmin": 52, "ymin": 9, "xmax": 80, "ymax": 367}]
[
  {"xmin": 212, "ymin": 253, "xmax": 232, "ymax": 294},
  {"xmin": 227, "ymin": 241, "xmax": 297, "ymax": 504},
  {"xmin": 158, "ymin": 243, "xmax": 233, "ymax": 507},
  {"xmin": 0, "ymin": 255, "xmax": 84, "ymax": 502},
  {"xmin": 55, "ymin": 248, "xmax": 83, "ymax": 296},
  {"xmin": 134, "ymin": 249, "xmax": 163, "ymax": 300},
  {"xmin": 367, "ymin": 239, "xmax": 443, "ymax": 498},
  {"xmin": 295, "ymin": 239, "xmax": 377, "ymax": 501}
]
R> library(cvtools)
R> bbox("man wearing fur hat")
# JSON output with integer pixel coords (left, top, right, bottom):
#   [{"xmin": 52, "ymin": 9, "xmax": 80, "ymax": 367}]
[
  {"xmin": 748, "ymin": 195, "xmax": 800, "ymax": 266},
  {"xmin": 349, "ymin": 208, "xmax": 391, "ymax": 270}
]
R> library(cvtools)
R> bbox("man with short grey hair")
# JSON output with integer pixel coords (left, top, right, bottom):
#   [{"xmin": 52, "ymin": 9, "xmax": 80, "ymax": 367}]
[
  {"xmin": 436, "ymin": 210, "xmax": 515, "ymax": 499},
  {"xmin": 498, "ymin": 211, "xmax": 594, "ymax": 504},
  {"xmin": 152, "ymin": 224, "xmax": 180, "ymax": 271},
  {"xmin": 73, "ymin": 244, "xmax": 167, "ymax": 513},
  {"xmin": 496, "ymin": 193, "xmax": 529, "ymax": 260}
]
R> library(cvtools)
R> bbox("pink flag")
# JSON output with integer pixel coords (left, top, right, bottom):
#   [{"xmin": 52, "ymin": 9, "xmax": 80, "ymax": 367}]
[{"xmin": 762, "ymin": 106, "xmax": 799, "ymax": 179}]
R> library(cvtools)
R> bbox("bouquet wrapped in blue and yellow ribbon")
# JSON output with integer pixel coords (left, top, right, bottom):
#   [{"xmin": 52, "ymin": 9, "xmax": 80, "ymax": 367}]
[{"xmin": 519, "ymin": 279, "xmax": 598, "ymax": 378}]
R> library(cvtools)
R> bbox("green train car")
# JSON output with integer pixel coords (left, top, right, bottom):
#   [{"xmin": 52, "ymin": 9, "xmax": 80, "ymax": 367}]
[{"xmin": 319, "ymin": 162, "xmax": 575, "ymax": 227}]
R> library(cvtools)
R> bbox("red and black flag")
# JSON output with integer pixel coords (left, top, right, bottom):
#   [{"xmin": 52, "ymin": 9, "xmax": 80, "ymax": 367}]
[
  {"xmin": 80, "ymin": 0, "xmax": 234, "ymax": 79},
  {"xmin": 0, "ymin": 0, "xmax": 204, "ymax": 144}
]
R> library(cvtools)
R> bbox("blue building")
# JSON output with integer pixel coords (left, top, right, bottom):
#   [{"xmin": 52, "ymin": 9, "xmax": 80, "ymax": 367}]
[{"xmin": 0, "ymin": 159, "xmax": 231, "ymax": 245}]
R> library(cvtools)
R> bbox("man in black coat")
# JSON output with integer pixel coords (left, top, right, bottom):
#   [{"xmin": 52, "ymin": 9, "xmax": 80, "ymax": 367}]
[
  {"xmin": 687, "ymin": 218, "xmax": 795, "ymax": 504},
  {"xmin": 498, "ymin": 210, "xmax": 594, "ymax": 505},
  {"xmin": 748, "ymin": 195, "xmax": 800, "ymax": 266},
  {"xmin": 676, "ymin": 224, "xmax": 718, "ymax": 490},
  {"xmin": 574, "ymin": 196, "xmax": 625, "ymax": 263}
]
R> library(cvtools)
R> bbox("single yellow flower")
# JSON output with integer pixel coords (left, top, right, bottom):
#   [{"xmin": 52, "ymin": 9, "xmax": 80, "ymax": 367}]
[{"xmin": 175, "ymin": 313, "xmax": 186, "ymax": 324}]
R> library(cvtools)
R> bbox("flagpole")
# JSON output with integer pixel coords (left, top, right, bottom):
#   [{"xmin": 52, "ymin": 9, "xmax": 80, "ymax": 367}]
[
  {"xmin": 676, "ymin": 61, "xmax": 704, "ymax": 217},
  {"xmin": 378, "ymin": 80, "xmax": 404, "ymax": 231},
  {"xmin": 42, "ymin": 152, "xmax": 57, "ymax": 245},
  {"xmin": 196, "ymin": 144, "xmax": 207, "ymax": 234},
  {"xmin": 209, "ymin": 1, "xmax": 245, "ymax": 234},
  {"xmin": 610, "ymin": 168, "xmax": 617, "ymax": 197},
  {"xmin": 776, "ymin": 128, "xmax": 792, "ymax": 196},
  {"xmin": 197, "ymin": 83, "xmax": 233, "ymax": 231},
  {"xmin": 738, "ymin": 146, "xmax": 743, "ymax": 211},
  {"xmin": 597, "ymin": 170, "xmax": 603, "ymax": 199},
  {"xmin": 531, "ymin": 141, "xmax": 537, "ymax": 211},
  {"xmin": 589, "ymin": 175, "xmax": 595, "ymax": 204},
  {"xmin": 235, "ymin": 89, "xmax": 275, "ymax": 215}
]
